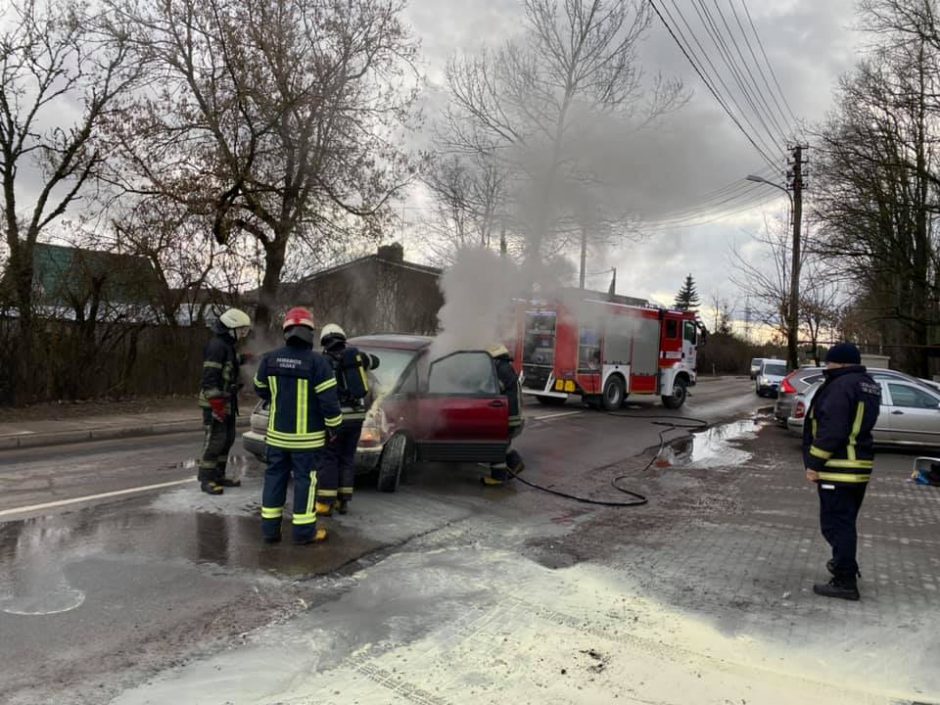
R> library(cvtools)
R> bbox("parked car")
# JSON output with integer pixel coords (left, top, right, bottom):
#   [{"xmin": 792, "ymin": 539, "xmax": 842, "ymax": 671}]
[
  {"xmin": 749, "ymin": 357, "xmax": 764, "ymax": 380},
  {"xmin": 243, "ymin": 334, "xmax": 515, "ymax": 492},
  {"xmin": 787, "ymin": 368, "xmax": 940, "ymax": 447},
  {"xmin": 773, "ymin": 366, "xmax": 824, "ymax": 426},
  {"xmin": 755, "ymin": 359, "xmax": 788, "ymax": 397}
]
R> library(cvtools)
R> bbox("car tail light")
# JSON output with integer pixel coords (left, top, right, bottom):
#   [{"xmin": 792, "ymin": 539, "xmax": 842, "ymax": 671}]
[
  {"xmin": 359, "ymin": 424, "xmax": 382, "ymax": 447},
  {"xmin": 781, "ymin": 377, "xmax": 797, "ymax": 394},
  {"xmin": 794, "ymin": 401, "xmax": 805, "ymax": 419}
]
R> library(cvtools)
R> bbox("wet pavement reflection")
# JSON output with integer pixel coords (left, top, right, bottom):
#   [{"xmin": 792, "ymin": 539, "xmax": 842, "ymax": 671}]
[{"xmin": 656, "ymin": 416, "xmax": 768, "ymax": 468}]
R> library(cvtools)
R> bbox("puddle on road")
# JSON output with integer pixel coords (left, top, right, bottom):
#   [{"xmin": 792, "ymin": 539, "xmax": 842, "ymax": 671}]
[{"xmin": 655, "ymin": 417, "xmax": 767, "ymax": 469}]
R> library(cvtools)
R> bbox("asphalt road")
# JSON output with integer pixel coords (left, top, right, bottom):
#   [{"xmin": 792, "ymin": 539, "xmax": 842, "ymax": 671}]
[{"xmin": 0, "ymin": 378, "xmax": 767, "ymax": 705}]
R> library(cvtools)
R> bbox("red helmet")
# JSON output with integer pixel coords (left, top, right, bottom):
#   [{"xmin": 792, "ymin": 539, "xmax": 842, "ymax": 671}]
[{"xmin": 282, "ymin": 306, "xmax": 315, "ymax": 331}]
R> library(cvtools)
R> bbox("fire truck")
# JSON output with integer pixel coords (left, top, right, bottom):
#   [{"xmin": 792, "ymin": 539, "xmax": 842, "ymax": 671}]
[{"xmin": 511, "ymin": 289, "xmax": 706, "ymax": 410}]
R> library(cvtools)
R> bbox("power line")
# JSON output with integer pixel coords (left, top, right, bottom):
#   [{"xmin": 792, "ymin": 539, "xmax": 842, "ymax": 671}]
[
  {"xmin": 739, "ymin": 0, "xmax": 799, "ymax": 128},
  {"xmin": 655, "ymin": 0, "xmax": 780, "ymax": 169}
]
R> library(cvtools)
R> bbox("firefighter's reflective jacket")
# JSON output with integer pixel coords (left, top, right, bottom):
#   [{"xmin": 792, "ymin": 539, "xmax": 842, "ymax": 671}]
[
  {"xmin": 326, "ymin": 346, "xmax": 374, "ymax": 423},
  {"xmin": 802, "ymin": 365, "xmax": 881, "ymax": 485},
  {"xmin": 490, "ymin": 347, "xmax": 524, "ymax": 437},
  {"xmin": 254, "ymin": 346, "xmax": 343, "ymax": 450},
  {"xmin": 199, "ymin": 322, "xmax": 240, "ymax": 412}
]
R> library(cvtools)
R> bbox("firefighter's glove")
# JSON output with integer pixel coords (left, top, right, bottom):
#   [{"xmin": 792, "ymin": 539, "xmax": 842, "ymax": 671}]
[
  {"xmin": 327, "ymin": 428, "xmax": 340, "ymax": 445},
  {"xmin": 209, "ymin": 397, "xmax": 229, "ymax": 422}
]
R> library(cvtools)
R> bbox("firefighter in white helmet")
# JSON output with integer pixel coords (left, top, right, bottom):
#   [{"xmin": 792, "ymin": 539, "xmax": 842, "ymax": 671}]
[
  {"xmin": 482, "ymin": 343, "xmax": 525, "ymax": 486},
  {"xmin": 198, "ymin": 307, "xmax": 252, "ymax": 495},
  {"xmin": 318, "ymin": 323, "xmax": 379, "ymax": 515}
]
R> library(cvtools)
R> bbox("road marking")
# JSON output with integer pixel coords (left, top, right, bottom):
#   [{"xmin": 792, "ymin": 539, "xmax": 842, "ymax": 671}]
[
  {"xmin": 0, "ymin": 478, "xmax": 195, "ymax": 518},
  {"xmin": 531, "ymin": 410, "xmax": 584, "ymax": 421}
]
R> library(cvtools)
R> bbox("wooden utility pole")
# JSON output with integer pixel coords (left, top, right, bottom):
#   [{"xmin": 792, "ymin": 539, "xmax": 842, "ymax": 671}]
[{"xmin": 787, "ymin": 145, "xmax": 806, "ymax": 370}]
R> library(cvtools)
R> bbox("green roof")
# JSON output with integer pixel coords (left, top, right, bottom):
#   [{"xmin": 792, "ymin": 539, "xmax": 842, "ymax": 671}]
[{"xmin": 32, "ymin": 243, "xmax": 163, "ymax": 305}]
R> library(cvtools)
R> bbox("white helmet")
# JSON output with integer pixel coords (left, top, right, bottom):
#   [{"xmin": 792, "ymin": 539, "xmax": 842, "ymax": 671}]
[
  {"xmin": 319, "ymin": 323, "xmax": 347, "ymax": 345},
  {"xmin": 219, "ymin": 308, "xmax": 251, "ymax": 338}
]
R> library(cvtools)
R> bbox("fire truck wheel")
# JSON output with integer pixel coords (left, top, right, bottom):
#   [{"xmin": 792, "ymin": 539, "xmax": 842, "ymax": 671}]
[
  {"xmin": 377, "ymin": 433, "xmax": 412, "ymax": 493},
  {"xmin": 662, "ymin": 378, "xmax": 688, "ymax": 409},
  {"xmin": 602, "ymin": 375, "xmax": 626, "ymax": 411},
  {"xmin": 536, "ymin": 395, "xmax": 567, "ymax": 407}
]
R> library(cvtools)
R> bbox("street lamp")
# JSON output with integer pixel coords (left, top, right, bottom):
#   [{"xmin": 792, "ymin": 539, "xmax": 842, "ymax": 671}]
[{"xmin": 745, "ymin": 173, "xmax": 801, "ymax": 370}]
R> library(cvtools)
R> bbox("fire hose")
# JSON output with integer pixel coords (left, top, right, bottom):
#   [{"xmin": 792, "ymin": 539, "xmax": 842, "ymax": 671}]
[{"xmin": 504, "ymin": 412, "xmax": 709, "ymax": 507}]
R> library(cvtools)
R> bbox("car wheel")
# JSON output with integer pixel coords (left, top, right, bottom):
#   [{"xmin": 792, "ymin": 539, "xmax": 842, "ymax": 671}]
[
  {"xmin": 602, "ymin": 375, "xmax": 625, "ymax": 411},
  {"xmin": 755, "ymin": 385, "xmax": 762, "ymax": 397},
  {"xmin": 662, "ymin": 377, "xmax": 688, "ymax": 410},
  {"xmin": 535, "ymin": 395, "xmax": 567, "ymax": 407},
  {"xmin": 377, "ymin": 433, "xmax": 411, "ymax": 493}
]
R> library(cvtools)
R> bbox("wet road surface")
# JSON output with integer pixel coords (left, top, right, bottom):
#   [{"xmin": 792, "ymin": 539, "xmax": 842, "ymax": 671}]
[{"xmin": 0, "ymin": 378, "xmax": 812, "ymax": 705}]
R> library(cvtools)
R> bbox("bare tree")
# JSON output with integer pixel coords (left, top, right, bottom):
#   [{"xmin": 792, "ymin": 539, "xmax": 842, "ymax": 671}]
[
  {"xmin": 438, "ymin": 0, "xmax": 685, "ymax": 274},
  {"xmin": 0, "ymin": 0, "xmax": 140, "ymax": 364},
  {"xmin": 799, "ymin": 262, "xmax": 844, "ymax": 365},
  {"xmin": 106, "ymin": 0, "xmax": 419, "ymax": 329}
]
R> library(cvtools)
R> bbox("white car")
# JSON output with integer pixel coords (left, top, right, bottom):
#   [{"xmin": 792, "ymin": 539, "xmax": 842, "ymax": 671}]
[
  {"xmin": 788, "ymin": 369, "xmax": 940, "ymax": 447},
  {"xmin": 755, "ymin": 359, "xmax": 788, "ymax": 397}
]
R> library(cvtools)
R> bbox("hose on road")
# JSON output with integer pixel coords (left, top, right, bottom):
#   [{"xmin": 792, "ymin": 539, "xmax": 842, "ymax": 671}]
[{"xmin": 505, "ymin": 412, "xmax": 708, "ymax": 508}]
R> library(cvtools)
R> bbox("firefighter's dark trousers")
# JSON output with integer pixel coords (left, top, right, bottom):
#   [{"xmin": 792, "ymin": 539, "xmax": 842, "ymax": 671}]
[
  {"xmin": 261, "ymin": 447, "xmax": 324, "ymax": 542},
  {"xmin": 325, "ymin": 422, "xmax": 363, "ymax": 503},
  {"xmin": 818, "ymin": 482, "xmax": 868, "ymax": 582},
  {"xmin": 199, "ymin": 408, "xmax": 236, "ymax": 483}
]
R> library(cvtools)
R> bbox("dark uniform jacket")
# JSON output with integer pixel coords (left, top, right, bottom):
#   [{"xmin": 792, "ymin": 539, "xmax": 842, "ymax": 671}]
[
  {"xmin": 199, "ymin": 322, "xmax": 240, "ymax": 413},
  {"xmin": 254, "ymin": 344, "xmax": 343, "ymax": 450},
  {"xmin": 325, "ymin": 345, "xmax": 374, "ymax": 424},
  {"xmin": 802, "ymin": 365, "xmax": 881, "ymax": 485},
  {"xmin": 494, "ymin": 353, "xmax": 524, "ymax": 438}
]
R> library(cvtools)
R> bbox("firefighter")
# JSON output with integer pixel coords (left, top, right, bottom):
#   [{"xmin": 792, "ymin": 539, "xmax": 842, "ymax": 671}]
[
  {"xmin": 253, "ymin": 307, "xmax": 343, "ymax": 544},
  {"xmin": 198, "ymin": 307, "xmax": 252, "ymax": 495},
  {"xmin": 482, "ymin": 344, "xmax": 525, "ymax": 486},
  {"xmin": 803, "ymin": 342, "xmax": 881, "ymax": 601},
  {"xmin": 318, "ymin": 323, "xmax": 378, "ymax": 515}
]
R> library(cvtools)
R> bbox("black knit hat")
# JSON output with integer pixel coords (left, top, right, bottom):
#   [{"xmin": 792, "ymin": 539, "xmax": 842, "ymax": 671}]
[{"xmin": 825, "ymin": 342, "xmax": 861, "ymax": 365}]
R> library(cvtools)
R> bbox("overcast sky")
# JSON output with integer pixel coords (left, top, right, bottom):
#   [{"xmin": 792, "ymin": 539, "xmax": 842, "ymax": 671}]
[{"xmin": 399, "ymin": 0, "xmax": 863, "ymax": 327}]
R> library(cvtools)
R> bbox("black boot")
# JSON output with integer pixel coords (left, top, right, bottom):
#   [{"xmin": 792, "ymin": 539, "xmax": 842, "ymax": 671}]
[
  {"xmin": 218, "ymin": 478, "xmax": 241, "ymax": 487},
  {"xmin": 200, "ymin": 481, "xmax": 224, "ymax": 495},
  {"xmin": 813, "ymin": 577, "xmax": 860, "ymax": 601}
]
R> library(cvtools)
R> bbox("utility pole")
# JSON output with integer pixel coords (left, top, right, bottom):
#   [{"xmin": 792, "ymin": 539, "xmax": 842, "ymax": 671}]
[{"xmin": 787, "ymin": 145, "xmax": 806, "ymax": 370}]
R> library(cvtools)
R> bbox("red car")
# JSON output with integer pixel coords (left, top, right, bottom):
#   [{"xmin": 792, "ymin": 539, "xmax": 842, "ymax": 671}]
[{"xmin": 243, "ymin": 334, "xmax": 515, "ymax": 491}]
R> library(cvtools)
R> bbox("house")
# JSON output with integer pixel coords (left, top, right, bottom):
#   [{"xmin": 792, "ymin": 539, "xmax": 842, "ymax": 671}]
[{"xmin": 276, "ymin": 244, "xmax": 443, "ymax": 336}]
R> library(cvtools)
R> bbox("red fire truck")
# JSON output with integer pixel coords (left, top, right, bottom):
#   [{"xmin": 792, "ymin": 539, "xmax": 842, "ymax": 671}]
[{"xmin": 511, "ymin": 289, "xmax": 706, "ymax": 410}]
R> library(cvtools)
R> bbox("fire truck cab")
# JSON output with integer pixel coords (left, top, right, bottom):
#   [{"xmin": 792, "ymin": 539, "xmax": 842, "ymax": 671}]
[{"xmin": 513, "ymin": 289, "xmax": 705, "ymax": 410}]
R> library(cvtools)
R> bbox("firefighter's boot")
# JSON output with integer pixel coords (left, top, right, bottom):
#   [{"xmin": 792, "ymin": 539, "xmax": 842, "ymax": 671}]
[
  {"xmin": 336, "ymin": 498, "xmax": 349, "ymax": 515},
  {"xmin": 813, "ymin": 578, "xmax": 860, "ymax": 601},
  {"xmin": 218, "ymin": 478, "xmax": 241, "ymax": 488},
  {"xmin": 201, "ymin": 481, "xmax": 224, "ymax": 495},
  {"xmin": 294, "ymin": 527, "xmax": 329, "ymax": 545},
  {"xmin": 315, "ymin": 501, "xmax": 333, "ymax": 517}
]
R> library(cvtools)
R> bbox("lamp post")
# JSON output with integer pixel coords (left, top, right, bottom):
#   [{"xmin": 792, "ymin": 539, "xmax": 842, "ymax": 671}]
[{"xmin": 746, "ymin": 173, "xmax": 801, "ymax": 370}]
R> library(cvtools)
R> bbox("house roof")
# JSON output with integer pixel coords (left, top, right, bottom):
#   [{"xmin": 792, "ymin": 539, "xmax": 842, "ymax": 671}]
[
  {"xmin": 297, "ymin": 251, "xmax": 442, "ymax": 284},
  {"xmin": 32, "ymin": 243, "xmax": 162, "ymax": 304}
]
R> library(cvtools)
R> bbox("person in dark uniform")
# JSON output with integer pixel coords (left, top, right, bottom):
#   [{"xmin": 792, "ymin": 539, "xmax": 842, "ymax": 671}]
[
  {"xmin": 253, "ymin": 307, "xmax": 343, "ymax": 544},
  {"xmin": 483, "ymin": 344, "xmax": 525, "ymax": 486},
  {"xmin": 803, "ymin": 342, "xmax": 881, "ymax": 600},
  {"xmin": 198, "ymin": 307, "xmax": 252, "ymax": 495}
]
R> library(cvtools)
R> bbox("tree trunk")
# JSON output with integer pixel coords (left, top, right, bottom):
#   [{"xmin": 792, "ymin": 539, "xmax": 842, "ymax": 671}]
[{"xmin": 256, "ymin": 237, "xmax": 288, "ymax": 332}]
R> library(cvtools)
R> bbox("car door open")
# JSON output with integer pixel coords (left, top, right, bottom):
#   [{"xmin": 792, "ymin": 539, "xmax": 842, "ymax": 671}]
[{"xmin": 414, "ymin": 350, "xmax": 510, "ymax": 464}]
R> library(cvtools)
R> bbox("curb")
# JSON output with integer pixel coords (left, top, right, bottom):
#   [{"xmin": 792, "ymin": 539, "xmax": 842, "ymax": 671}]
[{"xmin": 0, "ymin": 417, "xmax": 251, "ymax": 451}]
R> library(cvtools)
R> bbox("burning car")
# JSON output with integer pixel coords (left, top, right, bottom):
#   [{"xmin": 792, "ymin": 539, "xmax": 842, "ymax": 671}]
[{"xmin": 242, "ymin": 334, "xmax": 515, "ymax": 491}]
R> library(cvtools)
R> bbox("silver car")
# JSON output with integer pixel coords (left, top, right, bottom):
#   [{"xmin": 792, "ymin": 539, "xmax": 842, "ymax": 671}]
[
  {"xmin": 749, "ymin": 357, "xmax": 764, "ymax": 380},
  {"xmin": 788, "ymin": 369, "xmax": 940, "ymax": 447},
  {"xmin": 773, "ymin": 366, "xmax": 824, "ymax": 426},
  {"xmin": 755, "ymin": 359, "xmax": 788, "ymax": 397}
]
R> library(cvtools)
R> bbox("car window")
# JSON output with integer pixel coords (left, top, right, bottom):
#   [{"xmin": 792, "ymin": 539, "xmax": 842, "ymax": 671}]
[
  {"xmin": 665, "ymin": 320, "xmax": 678, "ymax": 339},
  {"xmin": 683, "ymin": 321, "xmax": 697, "ymax": 343},
  {"xmin": 428, "ymin": 351, "xmax": 498, "ymax": 395},
  {"xmin": 762, "ymin": 363, "xmax": 787, "ymax": 376},
  {"xmin": 359, "ymin": 348, "xmax": 417, "ymax": 395},
  {"xmin": 887, "ymin": 383, "xmax": 939, "ymax": 409}
]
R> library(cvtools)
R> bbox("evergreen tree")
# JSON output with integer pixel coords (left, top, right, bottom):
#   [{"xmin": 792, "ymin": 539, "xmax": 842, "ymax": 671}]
[{"xmin": 674, "ymin": 274, "xmax": 700, "ymax": 311}]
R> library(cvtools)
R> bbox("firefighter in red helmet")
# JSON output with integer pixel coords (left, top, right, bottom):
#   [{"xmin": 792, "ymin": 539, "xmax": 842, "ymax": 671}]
[{"xmin": 253, "ymin": 307, "xmax": 343, "ymax": 544}]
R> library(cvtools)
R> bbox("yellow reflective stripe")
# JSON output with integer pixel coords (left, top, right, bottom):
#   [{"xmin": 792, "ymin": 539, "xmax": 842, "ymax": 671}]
[
  {"xmin": 253, "ymin": 375, "xmax": 268, "ymax": 389},
  {"xmin": 268, "ymin": 377, "xmax": 279, "ymax": 432},
  {"xmin": 809, "ymin": 446, "xmax": 833, "ymax": 459},
  {"xmin": 261, "ymin": 507, "xmax": 283, "ymax": 519},
  {"xmin": 315, "ymin": 377, "xmax": 337, "ymax": 394},
  {"xmin": 318, "ymin": 489, "xmax": 338, "ymax": 498},
  {"xmin": 203, "ymin": 361, "xmax": 223, "ymax": 369},
  {"xmin": 292, "ymin": 513, "xmax": 317, "ymax": 525},
  {"xmin": 306, "ymin": 469, "xmax": 317, "ymax": 516},
  {"xmin": 265, "ymin": 439, "xmax": 326, "ymax": 450},
  {"xmin": 817, "ymin": 472, "xmax": 871, "ymax": 483},
  {"xmin": 325, "ymin": 414, "xmax": 343, "ymax": 428},
  {"xmin": 339, "ymin": 486, "xmax": 354, "ymax": 494},
  {"xmin": 824, "ymin": 459, "xmax": 873, "ymax": 469},
  {"xmin": 297, "ymin": 378, "xmax": 309, "ymax": 435},
  {"xmin": 847, "ymin": 402, "xmax": 864, "ymax": 461},
  {"xmin": 266, "ymin": 429, "xmax": 326, "ymax": 441}
]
